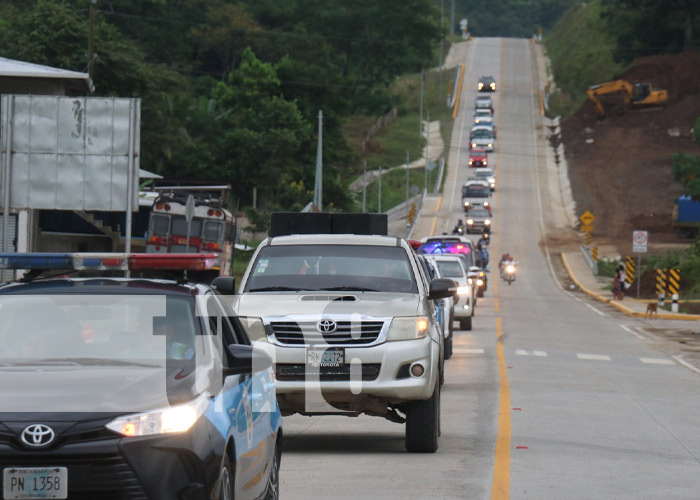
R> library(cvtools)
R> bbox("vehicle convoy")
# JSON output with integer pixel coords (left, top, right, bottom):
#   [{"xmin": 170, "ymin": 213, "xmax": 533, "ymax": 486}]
[
  {"xmin": 0, "ymin": 253, "xmax": 281, "ymax": 500},
  {"xmin": 586, "ymin": 80, "xmax": 668, "ymax": 117},
  {"xmin": 462, "ymin": 182, "xmax": 492, "ymax": 212},
  {"xmin": 673, "ymin": 195, "xmax": 700, "ymax": 237},
  {"xmin": 416, "ymin": 238, "xmax": 484, "ymax": 302},
  {"xmin": 235, "ymin": 213, "xmax": 457, "ymax": 453},
  {"xmin": 146, "ymin": 190, "xmax": 235, "ymax": 278}
]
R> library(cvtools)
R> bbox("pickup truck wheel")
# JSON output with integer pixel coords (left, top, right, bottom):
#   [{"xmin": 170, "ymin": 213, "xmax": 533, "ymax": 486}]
[
  {"xmin": 405, "ymin": 381, "xmax": 440, "ymax": 453},
  {"xmin": 460, "ymin": 317, "xmax": 472, "ymax": 331},
  {"xmin": 444, "ymin": 335, "xmax": 453, "ymax": 360}
]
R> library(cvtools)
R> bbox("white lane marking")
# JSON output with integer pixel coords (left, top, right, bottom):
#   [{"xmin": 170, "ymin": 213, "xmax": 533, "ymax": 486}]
[
  {"xmin": 453, "ymin": 348, "xmax": 485, "ymax": 354},
  {"xmin": 566, "ymin": 292, "xmax": 583, "ymax": 303},
  {"xmin": 515, "ymin": 350, "xmax": 547, "ymax": 357},
  {"xmin": 640, "ymin": 357, "xmax": 675, "ymax": 365},
  {"xmin": 620, "ymin": 324, "xmax": 645, "ymax": 340},
  {"xmin": 671, "ymin": 355, "xmax": 700, "ymax": 375},
  {"xmin": 585, "ymin": 302, "xmax": 607, "ymax": 317},
  {"xmin": 577, "ymin": 354, "xmax": 611, "ymax": 361}
]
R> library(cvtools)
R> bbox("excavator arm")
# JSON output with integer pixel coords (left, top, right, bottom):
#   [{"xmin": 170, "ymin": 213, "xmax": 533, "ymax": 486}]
[{"xmin": 587, "ymin": 80, "xmax": 668, "ymax": 117}]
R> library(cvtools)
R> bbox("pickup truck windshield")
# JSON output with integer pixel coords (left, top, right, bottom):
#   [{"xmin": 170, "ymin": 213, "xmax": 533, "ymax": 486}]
[
  {"xmin": 245, "ymin": 245, "xmax": 418, "ymax": 294},
  {"xmin": 463, "ymin": 186, "xmax": 490, "ymax": 197}
]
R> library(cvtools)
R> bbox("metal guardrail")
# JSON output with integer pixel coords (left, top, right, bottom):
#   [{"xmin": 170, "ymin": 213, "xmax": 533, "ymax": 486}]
[
  {"xmin": 434, "ymin": 157, "xmax": 445, "ymax": 193},
  {"xmin": 581, "ymin": 245, "xmax": 598, "ymax": 275},
  {"xmin": 448, "ymin": 66, "xmax": 462, "ymax": 109},
  {"xmin": 406, "ymin": 191, "xmax": 427, "ymax": 239}
]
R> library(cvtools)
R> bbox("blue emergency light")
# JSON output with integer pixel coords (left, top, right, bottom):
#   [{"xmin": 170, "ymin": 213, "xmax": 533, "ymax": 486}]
[{"xmin": 0, "ymin": 253, "xmax": 219, "ymax": 272}]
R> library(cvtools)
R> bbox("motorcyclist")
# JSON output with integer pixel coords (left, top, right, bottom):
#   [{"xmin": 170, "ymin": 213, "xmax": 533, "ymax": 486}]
[
  {"xmin": 480, "ymin": 246, "xmax": 489, "ymax": 270},
  {"xmin": 452, "ymin": 219, "xmax": 465, "ymax": 235},
  {"xmin": 477, "ymin": 233, "xmax": 490, "ymax": 247},
  {"xmin": 500, "ymin": 254, "xmax": 517, "ymax": 281}
]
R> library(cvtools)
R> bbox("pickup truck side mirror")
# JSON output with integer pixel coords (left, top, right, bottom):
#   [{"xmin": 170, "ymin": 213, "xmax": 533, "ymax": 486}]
[{"xmin": 428, "ymin": 278, "xmax": 458, "ymax": 300}]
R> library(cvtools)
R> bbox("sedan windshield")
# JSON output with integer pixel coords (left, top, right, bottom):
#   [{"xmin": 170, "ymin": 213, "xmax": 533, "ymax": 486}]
[
  {"xmin": 463, "ymin": 186, "xmax": 490, "ymax": 197},
  {"xmin": 435, "ymin": 261, "xmax": 465, "ymax": 278},
  {"xmin": 245, "ymin": 245, "xmax": 418, "ymax": 294}
]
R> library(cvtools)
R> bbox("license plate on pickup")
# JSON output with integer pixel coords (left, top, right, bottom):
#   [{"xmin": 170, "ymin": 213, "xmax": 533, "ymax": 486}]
[
  {"xmin": 3, "ymin": 468, "xmax": 67, "ymax": 500},
  {"xmin": 306, "ymin": 348, "xmax": 345, "ymax": 367}
]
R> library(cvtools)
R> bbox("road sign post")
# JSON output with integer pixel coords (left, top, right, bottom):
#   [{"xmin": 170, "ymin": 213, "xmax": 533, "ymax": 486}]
[{"xmin": 633, "ymin": 230, "xmax": 648, "ymax": 298}]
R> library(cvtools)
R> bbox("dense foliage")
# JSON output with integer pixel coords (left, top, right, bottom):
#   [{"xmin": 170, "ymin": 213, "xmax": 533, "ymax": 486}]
[
  {"xmin": 456, "ymin": 0, "xmax": 580, "ymax": 38},
  {"xmin": 0, "ymin": 0, "xmax": 441, "ymax": 212},
  {"xmin": 672, "ymin": 118, "xmax": 700, "ymax": 199}
]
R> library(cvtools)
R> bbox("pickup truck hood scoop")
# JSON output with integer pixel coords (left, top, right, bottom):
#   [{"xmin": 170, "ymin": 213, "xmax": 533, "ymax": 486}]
[{"xmin": 299, "ymin": 294, "xmax": 357, "ymax": 302}]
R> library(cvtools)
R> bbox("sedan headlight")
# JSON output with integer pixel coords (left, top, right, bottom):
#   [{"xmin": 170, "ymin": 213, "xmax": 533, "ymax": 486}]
[
  {"xmin": 478, "ymin": 83, "xmax": 484, "ymax": 90},
  {"xmin": 106, "ymin": 395, "xmax": 209, "ymax": 437},
  {"xmin": 387, "ymin": 317, "xmax": 429, "ymax": 341},
  {"xmin": 457, "ymin": 286, "xmax": 471, "ymax": 296},
  {"xmin": 488, "ymin": 143, "xmax": 493, "ymax": 148},
  {"xmin": 463, "ymin": 201, "xmax": 470, "ymax": 207},
  {"xmin": 471, "ymin": 143, "xmax": 477, "ymax": 148},
  {"xmin": 490, "ymin": 83, "xmax": 496, "ymax": 89},
  {"xmin": 467, "ymin": 219, "xmax": 474, "ymax": 225},
  {"xmin": 488, "ymin": 177, "xmax": 495, "ymax": 183},
  {"xmin": 485, "ymin": 219, "xmax": 491, "ymax": 225}
]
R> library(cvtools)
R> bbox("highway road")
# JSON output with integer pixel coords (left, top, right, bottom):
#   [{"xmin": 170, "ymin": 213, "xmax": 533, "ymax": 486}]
[{"xmin": 279, "ymin": 38, "xmax": 700, "ymax": 499}]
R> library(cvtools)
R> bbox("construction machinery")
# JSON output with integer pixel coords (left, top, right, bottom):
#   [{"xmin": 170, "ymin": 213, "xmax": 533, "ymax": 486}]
[{"xmin": 587, "ymin": 80, "xmax": 668, "ymax": 117}]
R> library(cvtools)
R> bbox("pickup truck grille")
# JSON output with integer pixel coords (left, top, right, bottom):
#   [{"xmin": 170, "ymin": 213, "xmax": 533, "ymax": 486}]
[
  {"xmin": 270, "ymin": 320, "xmax": 385, "ymax": 345},
  {"xmin": 276, "ymin": 363, "xmax": 381, "ymax": 381}
]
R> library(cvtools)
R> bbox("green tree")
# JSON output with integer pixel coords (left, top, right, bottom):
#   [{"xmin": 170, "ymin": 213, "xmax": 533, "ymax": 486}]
[{"xmin": 672, "ymin": 118, "xmax": 700, "ymax": 199}]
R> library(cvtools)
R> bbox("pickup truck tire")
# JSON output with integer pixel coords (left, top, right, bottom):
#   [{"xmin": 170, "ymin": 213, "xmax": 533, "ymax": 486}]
[
  {"xmin": 460, "ymin": 317, "xmax": 472, "ymax": 331},
  {"xmin": 405, "ymin": 381, "xmax": 440, "ymax": 453},
  {"xmin": 444, "ymin": 334, "xmax": 453, "ymax": 360}
]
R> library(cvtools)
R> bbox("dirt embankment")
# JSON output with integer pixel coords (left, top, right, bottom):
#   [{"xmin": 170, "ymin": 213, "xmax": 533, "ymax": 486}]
[{"xmin": 562, "ymin": 51, "xmax": 700, "ymax": 255}]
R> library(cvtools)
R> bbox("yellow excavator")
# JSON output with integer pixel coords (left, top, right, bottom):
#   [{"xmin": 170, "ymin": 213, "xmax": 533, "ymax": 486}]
[{"xmin": 587, "ymin": 80, "xmax": 668, "ymax": 117}]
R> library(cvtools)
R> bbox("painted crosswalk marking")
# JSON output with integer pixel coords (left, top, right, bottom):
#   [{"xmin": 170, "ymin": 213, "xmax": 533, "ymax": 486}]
[
  {"xmin": 640, "ymin": 357, "xmax": 675, "ymax": 365},
  {"xmin": 577, "ymin": 354, "xmax": 611, "ymax": 361},
  {"xmin": 515, "ymin": 350, "xmax": 547, "ymax": 357}
]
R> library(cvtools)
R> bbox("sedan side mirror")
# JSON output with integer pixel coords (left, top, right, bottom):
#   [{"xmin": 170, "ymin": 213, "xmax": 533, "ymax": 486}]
[
  {"xmin": 224, "ymin": 345, "xmax": 273, "ymax": 376},
  {"xmin": 428, "ymin": 278, "xmax": 458, "ymax": 300},
  {"xmin": 211, "ymin": 276, "xmax": 236, "ymax": 295}
]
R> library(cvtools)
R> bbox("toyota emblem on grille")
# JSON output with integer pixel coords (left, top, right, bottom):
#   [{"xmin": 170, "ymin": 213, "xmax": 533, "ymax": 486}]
[
  {"xmin": 317, "ymin": 319, "xmax": 337, "ymax": 333},
  {"xmin": 21, "ymin": 424, "xmax": 55, "ymax": 447}
]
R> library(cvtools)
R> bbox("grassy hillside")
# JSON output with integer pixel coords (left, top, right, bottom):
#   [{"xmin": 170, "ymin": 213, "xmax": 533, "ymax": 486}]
[{"xmin": 544, "ymin": 0, "xmax": 625, "ymax": 117}]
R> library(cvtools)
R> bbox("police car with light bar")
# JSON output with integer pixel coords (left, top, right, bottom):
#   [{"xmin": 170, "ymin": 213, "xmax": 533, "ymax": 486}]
[
  {"xmin": 234, "ymin": 213, "xmax": 457, "ymax": 453},
  {"xmin": 0, "ymin": 253, "xmax": 281, "ymax": 500}
]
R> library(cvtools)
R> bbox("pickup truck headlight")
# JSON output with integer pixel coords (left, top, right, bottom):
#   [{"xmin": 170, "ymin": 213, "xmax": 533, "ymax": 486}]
[
  {"xmin": 457, "ymin": 286, "xmax": 471, "ymax": 296},
  {"xmin": 238, "ymin": 316, "xmax": 267, "ymax": 341},
  {"xmin": 387, "ymin": 317, "xmax": 429, "ymax": 341},
  {"xmin": 106, "ymin": 395, "xmax": 209, "ymax": 437}
]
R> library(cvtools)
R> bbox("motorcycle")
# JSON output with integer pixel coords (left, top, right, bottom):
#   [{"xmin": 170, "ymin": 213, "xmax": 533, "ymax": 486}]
[
  {"xmin": 502, "ymin": 262, "xmax": 516, "ymax": 285},
  {"xmin": 452, "ymin": 225, "xmax": 465, "ymax": 235}
]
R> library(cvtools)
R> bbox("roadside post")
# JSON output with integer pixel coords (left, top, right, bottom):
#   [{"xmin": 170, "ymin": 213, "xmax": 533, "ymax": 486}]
[
  {"xmin": 185, "ymin": 194, "xmax": 195, "ymax": 253},
  {"xmin": 633, "ymin": 230, "xmax": 648, "ymax": 299},
  {"xmin": 625, "ymin": 256, "xmax": 635, "ymax": 291},
  {"xmin": 378, "ymin": 166, "xmax": 382, "ymax": 213},
  {"xmin": 580, "ymin": 210, "xmax": 595, "ymax": 248},
  {"xmin": 668, "ymin": 268, "xmax": 681, "ymax": 313},
  {"xmin": 656, "ymin": 269, "xmax": 666, "ymax": 306}
]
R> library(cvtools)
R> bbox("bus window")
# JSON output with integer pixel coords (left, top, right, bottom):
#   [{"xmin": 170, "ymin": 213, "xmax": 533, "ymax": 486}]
[
  {"xmin": 150, "ymin": 215, "xmax": 170, "ymax": 236},
  {"xmin": 171, "ymin": 217, "xmax": 202, "ymax": 237},
  {"xmin": 203, "ymin": 221, "xmax": 224, "ymax": 241}
]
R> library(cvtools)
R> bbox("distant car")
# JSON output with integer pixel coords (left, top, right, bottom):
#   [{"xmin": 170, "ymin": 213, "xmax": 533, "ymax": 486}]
[
  {"xmin": 478, "ymin": 76, "xmax": 496, "ymax": 92},
  {"xmin": 465, "ymin": 205, "xmax": 492, "ymax": 234},
  {"xmin": 475, "ymin": 95, "xmax": 494, "ymax": 113},
  {"xmin": 469, "ymin": 167, "xmax": 496, "ymax": 191},
  {"xmin": 470, "ymin": 128, "xmax": 495, "ymax": 152},
  {"xmin": 417, "ymin": 255, "xmax": 454, "ymax": 359},
  {"xmin": 471, "ymin": 123, "xmax": 497, "ymax": 140},
  {"xmin": 473, "ymin": 108, "xmax": 494, "ymax": 125},
  {"xmin": 462, "ymin": 182, "xmax": 492, "ymax": 212},
  {"xmin": 468, "ymin": 148, "xmax": 488, "ymax": 168},
  {"xmin": 424, "ymin": 255, "xmax": 474, "ymax": 331}
]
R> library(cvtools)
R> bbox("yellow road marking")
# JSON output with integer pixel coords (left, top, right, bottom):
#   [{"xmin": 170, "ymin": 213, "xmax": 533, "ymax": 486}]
[
  {"xmin": 491, "ymin": 38, "xmax": 511, "ymax": 500},
  {"xmin": 429, "ymin": 196, "xmax": 443, "ymax": 235},
  {"xmin": 491, "ymin": 317, "xmax": 511, "ymax": 500},
  {"xmin": 452, "ymin": 64, "xmax": 465, "ymax": 119}
]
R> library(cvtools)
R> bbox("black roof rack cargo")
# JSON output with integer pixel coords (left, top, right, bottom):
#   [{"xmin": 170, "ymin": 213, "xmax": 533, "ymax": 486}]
[{"xmin": 270, "ymin": 213, "xmax": 388, "ymax": 237}]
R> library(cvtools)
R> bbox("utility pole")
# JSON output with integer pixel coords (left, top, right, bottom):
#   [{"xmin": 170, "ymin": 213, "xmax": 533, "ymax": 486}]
[
  {"xmin": 439, "ymin": 0, "xmax": 444, "ymax": 95},
  {"xmin": 88, "ymin": 0, "xmax": 96, "ymax": 87},
  {"xmin": 419, "ymin": 68, "xmax": 425, "ymax": 141},
  {"xmin": 405, "ymin": 150, "xmax": 410, "ymax": 219},
  {"xmin": 450, "ymin": 0, "xmax": 455, "ymax": 36},
  {"xmin": 424, "ymin": 112, "xmax": 430, "ymax": 193},
  {"xmin": 378, "ymin": 166, "xmax": 383, "ymax": 213},
  {"xmin": 313, "ymin": 110, "xmax": 323, "ymax": 210},
  {"xmin": 362, "ymin": 160, "xmax": 367, "ymax": 213}
]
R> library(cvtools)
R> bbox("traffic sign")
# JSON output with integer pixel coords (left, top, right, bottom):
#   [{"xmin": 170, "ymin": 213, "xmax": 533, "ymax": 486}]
[
  {"xmin": 633, "ymin": 230, "xmax": 648, "ymax": 253},
  {"xmin": 581, "ymin": 224, "xmax": 594, "ymax": 232},
  {"xmin": 579, "ymin": 210, "xmax": 595, "ymax": 226}
]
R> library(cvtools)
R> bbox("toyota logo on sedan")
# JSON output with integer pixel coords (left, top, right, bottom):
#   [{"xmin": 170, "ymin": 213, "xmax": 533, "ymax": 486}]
[
  {"xmin": 21, "ymin": 424, "xmax": 55, "ymax": 448},
  {"xmin": 317, "ymin": 319, "xmax": 337, "ymax": 333}
]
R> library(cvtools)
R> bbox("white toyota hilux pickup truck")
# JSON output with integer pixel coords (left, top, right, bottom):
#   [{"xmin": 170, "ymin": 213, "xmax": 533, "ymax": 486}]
[{"xmin": 235, "ymin": 233, "xmax": 456, "ymax": 452}]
